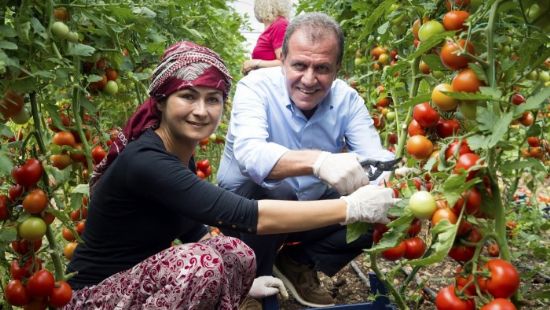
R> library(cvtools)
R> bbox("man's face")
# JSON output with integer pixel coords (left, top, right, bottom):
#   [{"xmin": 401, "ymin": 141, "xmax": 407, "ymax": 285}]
[{"xmin": 282, "ymin": 29, "xmax": 340, "ymax": 113}]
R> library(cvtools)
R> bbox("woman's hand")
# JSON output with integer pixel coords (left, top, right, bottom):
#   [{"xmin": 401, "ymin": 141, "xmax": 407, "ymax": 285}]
[
  {"xmin": 242, "ymin": 59, "xmax": 261, "ymax": 75},
  {"xmin": 248, "ymin": 276, "xmax": 289, "ymax": 299}
]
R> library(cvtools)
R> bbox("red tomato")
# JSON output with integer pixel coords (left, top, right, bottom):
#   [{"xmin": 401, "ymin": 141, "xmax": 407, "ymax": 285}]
[
  {"xmin": 52, "ymin": 131, "xmax": 76, "ymax": 147},
  {"xmin": 196, "ymin": 170, "xmax": 206, "ymax": 179},
  {"xmin": 456, "ymin": 273, "xmax": 477, "ymax": 296},
  {"xmin": 408, "ymin": 119, "xmax": 426, "ymax": 136},
  {"xmin": 454, "ymin": 153, "xmax": 480, "ymax": 179},
  {"xmin": 105, "ymin": 68, "xmax": 118, "ymax": 81},
  {"xmin": 376, "ymin": 97, "xmax": 391, "ymax": 108},
  {"xmin": 406, "ymin": 135, "xmax": 434, "ymax": 160},
  {"xmin": 436, "ymin": 119, "xmax": 460, "ymax": 138},
  {"xmin": 4, "ymin": 279, "xmax": 30, "ymax": 306},
  {"xmin": 11, "ymin": 239, "xmax": 42, "ymax": 254},
  {"xmin": 0, "ymin": 194, "xmax": 9, "ymax": 220},
  {"xmin": 91, "ymin": 145, "xmax": 107, "ymax": 164},
  {"xmin": 413, "ymin": 102, "xmax": 440, "ymax": 128},
  {"xmin": 23, "ymin": 189, "xmax": 48, "ymax": 214},
  {"xmin": 196, "ymin": 159, "xmax": 210, "ymax": 172},
  {"xmin": 9, "ymin": 184, "xmax": 24, "ymax": 202},
  {"xmin": 452, "ymin": 188, "xmax": 482, "ymax": 215},
  {"xmin": 519, "ymin": 111, "xmax": 534, "ymax": 126},
  {"xmin": 50, "ymin": 154, "xmax": 72, "ymax": 170},
  {"xmin": 10, "ymin": 259, "xmax": 28, "ymax": 280},
  {"xmin": 48, "ymin": 281, "xmax": 73, "ymax": 307},
  {"xmin": 445, "ymin": 140, "xmax": 472, "ymax": 160},
  {"xmin": 443, "ymin": 10, "xmax": 470, "ymax": 31},
  {"xmin": 449, "ymin": 245, "xmax": 475, "ymax": 262},
  {"xmin": 435, "ymin": 285, "xmax": 475, "ymax": 310},
  {"xmin": 527, "ymin": 136, "xmax": 540, "ymax": 147},
  {"xmin": 487, "ymin": 242, "xmax": 500, "ymax": 257},
  {"xmin": 62, "ymin": 227, "xmax": 76, "ymax": 241},
  {"xmin": 27, "ymin": 269, "xmax": 55, "ymax": 298},
  {"xmin": 510, "ymin": 93, "xmax": 525, "ymax": 105},
  {"xmin": 407, "ymin": 218, "xmax": 422, "ymax": 236},
  {"xmin": 1, "ymin": 90, "xmax": 25, "ymax": 119},
  {"xmin": 12, "ymin": 158, "xmax": 44, "ymax": 188},
  {"xmin": 372, "ymin": 223, "xmax": 389, "ymax": 244},
  {"xmin": 70, "ymin": 207, "xmax": 88, "ymax": 221},
  {"xmin": 382, "ymin": 241, "xmax": 407, "ymax": 260},
  {"xmin": 441, "ymin": 40, "xmax": 475, "ymax": 71},
  {"xmin": 456, "ymin": 220, "xmax": 473, "ymax": 237},
  {"xmin": 76, "ymin": 220, "xmax": 86, "ymax": 235},
  {"xmin": 452, "ymin": 68, "xmax": 483, "ymax": 93},
  {"xmin": 480, "ymin": 259, "xmax": 520, "ymax": 298},
  {"xmin": 480, "ymin": 299, "xmax": 516, "ymax": 310},
  {"xmin": 403, "ymin": 237, "xmax": 426, "ymax": 259},
  {"xmin": 466, "ymin": 227, "xmax": 483, "ymax": 243},
  {"xmin": 388, "ymin": 132, "xmax": 398, "ymax": 145}
]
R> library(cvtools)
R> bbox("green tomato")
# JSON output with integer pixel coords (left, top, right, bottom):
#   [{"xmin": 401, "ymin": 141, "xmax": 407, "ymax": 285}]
[
  {"xmin": 11, "ymin": 104, "xmax": 31, "ymax": 124},
  {"xmin": 104, "ymin": 80, "xmax": 118, "ymax": 95},
  {"xmin": 418, "ymin": 21, "xmax": 445, "ymax": 41},
  {"xmin": 432, "ymin": 70, "xmax": 445, "ymax": 79},
  {"xmin": 528, "ymin": 70, "xmax": 539, "ymax": 81},
  {"xmin": 539, "ymin": 71, "xmax": 550, "ymax": 82},
  {"xmin": 354, "ymin": 57, "xmax": 365, "ymax": 66},
  {"xmin": 19, "ymin": 217, "xmax": 47, "ymax": 241},
  {"xmin": 386, "ymin": 111, "xmax": 396, "ymax": 121},
  {"xmin": 51, "ymin": 21, "xmax": 69, "ymax": 39},
  {"xmin": 66, "ymin": 31, "xmax": 79, "ymax": 43},
  {"xmin": 407, "ymin": 191, "xmax": 436, "ymax": 219}
]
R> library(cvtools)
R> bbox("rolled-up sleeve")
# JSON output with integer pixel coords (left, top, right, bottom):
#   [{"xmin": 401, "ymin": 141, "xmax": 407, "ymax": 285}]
[{"xmin": 230, "ymin": 78, "xmax": 289, "ymax": 186}]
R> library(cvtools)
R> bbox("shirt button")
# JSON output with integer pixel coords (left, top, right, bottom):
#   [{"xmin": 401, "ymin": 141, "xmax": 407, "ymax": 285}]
[
  {"xmin": 232, "ymin": 224, "xmax": 237, "ymax": 229},
  {"xmin": 218, "ymin": 221, "xmax": 223, "ymax": 225}
]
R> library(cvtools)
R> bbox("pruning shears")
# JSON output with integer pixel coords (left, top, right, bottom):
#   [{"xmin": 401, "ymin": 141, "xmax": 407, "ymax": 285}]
[{"xmin": 360, "ymin": 157, "xmax": 402, "ymax": 181}]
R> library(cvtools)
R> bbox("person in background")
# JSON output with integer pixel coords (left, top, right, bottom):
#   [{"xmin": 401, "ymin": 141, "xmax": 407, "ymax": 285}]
[
  {"xmin": 63, "ymin": 41, "xmax": 397, "ymax": 310},
  {"xmin": 241, "ymin": 0, "xmax": 291, "ymax": 75},
  {"xmin": 217, "ymin": 12, "xmax": 396, "ymax": 309}
]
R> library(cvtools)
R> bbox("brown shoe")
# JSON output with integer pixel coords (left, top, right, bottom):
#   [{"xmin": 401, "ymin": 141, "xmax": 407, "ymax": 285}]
[
  {"xmin": 239, "ymin": 296, "xmax": 262, "ymax": 310},
  {"xmin": 273, "ymin": 252, "xmax": 335, "ymax": 308}
]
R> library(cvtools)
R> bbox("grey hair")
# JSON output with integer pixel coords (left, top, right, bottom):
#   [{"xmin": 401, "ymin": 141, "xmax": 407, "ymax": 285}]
[
  {"xmin": 281, "ymin": 12, "xmax": 344, "ymax": 65},
  {"xmin": 254, "ymin": 0, "xmax": 292, "ymax": 24}
]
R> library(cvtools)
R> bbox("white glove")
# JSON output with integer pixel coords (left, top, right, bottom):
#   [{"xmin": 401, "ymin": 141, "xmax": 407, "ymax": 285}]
[
  {"xmin": 248, "ymin": 276, "xmax": 289, "ymax": 300},
  {"xmin": 394, "ymin": 167, "xmax": 420, "ymax": 178},
  {"xmin": 340, "ymin": 185, "xmax": 399, "ymax": 225},
  {"xmin": 313, "ymin": 152, "xmax": 369, "ymax": 195}
]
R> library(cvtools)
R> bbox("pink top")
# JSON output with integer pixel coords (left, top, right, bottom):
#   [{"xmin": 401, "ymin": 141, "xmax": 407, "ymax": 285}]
[{"xmin": 251, "ymin": 17, "xmax": 288, "ymax": 61}]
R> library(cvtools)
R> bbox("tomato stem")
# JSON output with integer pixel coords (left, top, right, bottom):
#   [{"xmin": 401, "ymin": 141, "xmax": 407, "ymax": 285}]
[
  {"xmin": 368, "ymin": 253, "xmax": 409, "ymax": 309},
  {"xmin": 71, "ymin": 56, "xmax": 94, "ymax": 173}
]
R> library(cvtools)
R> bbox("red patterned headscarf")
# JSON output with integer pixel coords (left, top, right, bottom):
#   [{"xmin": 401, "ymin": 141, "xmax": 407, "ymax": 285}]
[{"xmin": 90, "ymin": 41, "xmax": 232, "ymax": 192}]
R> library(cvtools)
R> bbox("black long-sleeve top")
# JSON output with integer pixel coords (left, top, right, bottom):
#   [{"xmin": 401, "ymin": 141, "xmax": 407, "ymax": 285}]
[{"xmin": 68, "ymin": 129, "xmax": 258, "ymax": 289}]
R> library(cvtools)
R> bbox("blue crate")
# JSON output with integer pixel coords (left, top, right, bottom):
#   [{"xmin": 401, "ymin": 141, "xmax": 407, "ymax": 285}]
[{"xmin": 262, "ymin": 272, "xmax": 395, "ymax": 310}]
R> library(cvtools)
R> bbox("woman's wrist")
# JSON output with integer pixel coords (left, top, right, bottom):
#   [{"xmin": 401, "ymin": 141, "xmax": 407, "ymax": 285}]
[{"xmin": 253, "ymin": 60, "xmax": 262, "ymax": 69}]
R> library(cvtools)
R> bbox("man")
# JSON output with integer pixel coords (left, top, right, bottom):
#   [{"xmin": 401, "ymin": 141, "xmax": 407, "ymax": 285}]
[{"xmin": 217, "ymin": 12, "xmax": 394, "ymax": 308}]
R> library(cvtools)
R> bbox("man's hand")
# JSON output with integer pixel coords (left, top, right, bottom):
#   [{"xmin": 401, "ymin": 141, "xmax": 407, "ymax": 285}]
[
  {"xmin": 340, "ymin": 185, "xmax": 400, "ymax": 224},
  {"xmin": 313, "ymin": 152, "xmax": 369, "ymax": 195},
  {"xmin": 248, "ymin": 276, "xmax": 289, "ymax": 300}
]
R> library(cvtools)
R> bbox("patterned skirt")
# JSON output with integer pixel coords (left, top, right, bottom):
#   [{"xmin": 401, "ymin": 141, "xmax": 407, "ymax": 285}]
[{"xmin": 63, "ymin": 236, "xmax": 256, "ymax": 309}]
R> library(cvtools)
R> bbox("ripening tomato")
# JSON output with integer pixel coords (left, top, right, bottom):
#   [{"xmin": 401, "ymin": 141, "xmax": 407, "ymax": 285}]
[
  {"xmin": 480, "ymin": 299, "xmax": 516, "ymax": 310},
  {"xmin": 527, "ymin": 136, "xmax": 540, "ymax": 147},
  {"xmin": 370, "ymin": 46, "xmax": 388, "ymax": 59},
  {"xmin": 76, "ymin": 220, "xmax": 86, "ymax": 235},
  {"xmin": 53, "ymin": 131, "xmax": 76, "ymax": 147},
  {"xmin": 412, "ymin": 19, "xmax": 421, "ymax": 39},
  {"xmin": 452, "ymin": 188, "xmax": 481, "ymax": 215},
  {"xmin": 0, "ymin": 90, "xmax": 25, "ymax": 119},
  {"xmin": 436, "ymin": 119, "xmax": 460, "ymax": 138},
  {"xmin": 50, "ymin": 153, "xmax": 72, "ymax": 170},
  {"xmin": 519, "ymin": 111, "xmax": 534, "ymax": 126},
  {"xmin": 441, "ymin": 40, "xmax": 475, "ymax": 71},
  {"xmin": 454, "ymin": 153, "xmax": 480, "ymax": 179},
  {"xmin": 27, "ymin": 269, "xmax": 55, "ymax": 298},
  {"xmin": 419, "ymin": 60, "xmax": 431, "ymax": 74},
  {"xmin": 432, "ymin": 207, "xmax": 458, "ymax": 226},
  {"xmin": 449, "ymin": 245, "xmax": 475, "ymax": 262},
  {"xmin": 9, "ymin": 183, "xmax": 24, "ymax": 202},
  {"xmin": 382, "ymin": 241, "xmax": 407, "ymax": 260},
  {"xmin": 12, "ymin": 158, "xmax": 44, "ymax": 188},
  {"xmin": 443, "ymin": 10, "xmax": 470, "ymax": 31},
  {"xmin": 432, "ymin": 83, "xmax": 459, "ymax": 111},
  {"xmin": 376, "ymin": 97, "xmax": 391, "ymax": 108},
  {"xmin": 0, "ymin": 194, "xmax": 9, "ymax": 220},
  {"xmin": 5, "ymin": 279, "xmax": 30, "ymax": 306},
  {"xmin": 452, "ymin": 69, "xmax": 483, "ymax": 93},
  {"xmin": 53, "ymin": 6, "xmax": 70, "ymax": 21},
  {"xmin": 62, "ymin": 227, "xmax": 76, "ymax": 241},
  {"xmin": 413, "ymin": 102, "xmax": 440, "ymax": 128},
  {"xmin": 91, "ymin": 145, "xmax": 107, "ymax": 164},
  {"xmin": 105, "ymin": 68, "xmax": 118, "ymax": 81},
  {"xmin": 435, "ymin": 285, "xmax": 475, "ymax": 310},
  {"xmin": 22, "ymin": 189, "xmax": 48, "ymax": 214},
  {"xmin": 49, "ymin": 281, "xmax": 73, "ymax": 307},
  {"xmin": 64, "ymin": 241, "xmax": 78, "ymax": 260},
  {"xmin": 408, "ymin": 119, "xmax": 426, "ymax": 136},
  {"xmin": 403, "ymin": 237, "xmax": 426, "ymax": 259},
  {"xmin": 406, "ymin": 135, "xmax": 434, "ymax": 160},
  {"xmin": 19, "ymin": 217, "xmax": 48, "ymax": 241},
  {"xmin": 480, "ymin": 259, "xmax": 520, "ymax": 298},
  {"xmin": 488, "ymin": 242, "xmax": 500, "ymax": 257}
]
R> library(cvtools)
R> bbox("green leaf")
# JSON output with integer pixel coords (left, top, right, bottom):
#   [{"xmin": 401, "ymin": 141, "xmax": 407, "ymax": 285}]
[
  {"xmin": 442, "ymin": 174, "xmax": 479, "ymax": 207},
  {"xmin": 367, "ymin": 211, "xmax": 415, "ymax": 253},
  {"xmin": 408, "ymin": 220, "xmax": 456, "ymax": 266},
  {"xmin": 479, "ymin": 87, "xmax": 502, "ymax": 100},
  {"xmin": 468, "ymin": 63, "xmax": 488, "ymax": 84},
  {"xmin": 0, "ymin": 40, "xmax": 17, "ymax": 50},
  {"xmin": 401, "ymin": 93, "xmax": 431, "ymax": 109},
  {"xmin": 526, "ymin": 124, "xmax": 542, "ymax": 137},
  {"xmin": 377, "ymin": 21, "xmax": 390, "ymax": 35},
  {"xmin": 359, "ymin": 0, "xmax": 396, "ymax": 41},
  {"xmin": 72, "ymin": 184, "xmax": 90, "ymax": 196},
  {"xmin": 487, "ymin": 112, "xmax": 513, "ymax": 148},
  {"xmin": 0, "ymin": 150, "xmax": 14, "ymax": 175},
  {"xmin": 467, "ymin": 135, "xmax": 488, "ymax": 151},
  {"xmin": 422, "ymin": 54, "xmax": 445, "ymax": 71},
  {"xmin": 87, "ymin": 74, "xmax": 103, "ymax": 83},
  {"xmin": 500, "ymin": 158, "xmax": 547, "ymax": 173},
  {"xmin": 477, "ymin": 106, "xmax": 499, "ymax": 132},
  {"xmin": 407, "ymin": 31, "xmax": 456, "ymax": 60},
  {"xmin": 346, "ymin": 222, "xmax": 370, "ymax": 243},
  {"xmin": 440, "ymin": 91, "xmax": 493, "ymax": 101},
  {"xmin": 30, "ymin": 17, "xmax": 46, "ymax": 33},
  {"xmin": 66, "ymin": 43, "xmax": 96, "ymax": 57},
  {"xmin": 514, "ymin": 87, "xmax": 550, "ymax": 116},
  {"xmin": 0, "ymin": 26, "xmax": 17, "ymax": 38},
  {"xmin": 0, "ymin": 226, "xmax": 17, "ymax": 243}
]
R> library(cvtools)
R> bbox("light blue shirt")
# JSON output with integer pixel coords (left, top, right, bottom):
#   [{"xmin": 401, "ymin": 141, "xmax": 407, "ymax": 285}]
[{"xmin": 217, "ymin": 67, "xmax": 394, "ymax": 201}]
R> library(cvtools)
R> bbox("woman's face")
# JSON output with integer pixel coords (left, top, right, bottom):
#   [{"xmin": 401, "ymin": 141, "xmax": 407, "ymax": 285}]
[{"xmin": 158, "ymin": 86, "xmax": 223, "ymax": 144}]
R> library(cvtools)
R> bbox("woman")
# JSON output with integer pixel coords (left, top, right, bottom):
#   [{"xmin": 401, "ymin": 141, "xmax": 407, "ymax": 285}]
[
  {"xmin": 65, "ymin": 41, "xmax": 395, "ymax": 309},
  {"xmin": 242, "ymin": 0, "xmax": 291, "ymax": 75}
]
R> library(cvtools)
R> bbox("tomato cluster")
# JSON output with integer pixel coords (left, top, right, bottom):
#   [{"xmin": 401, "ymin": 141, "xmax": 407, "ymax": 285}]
[{"xmin": 195, "ymin": 159, "xmax": 212, "ymax": 180}]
